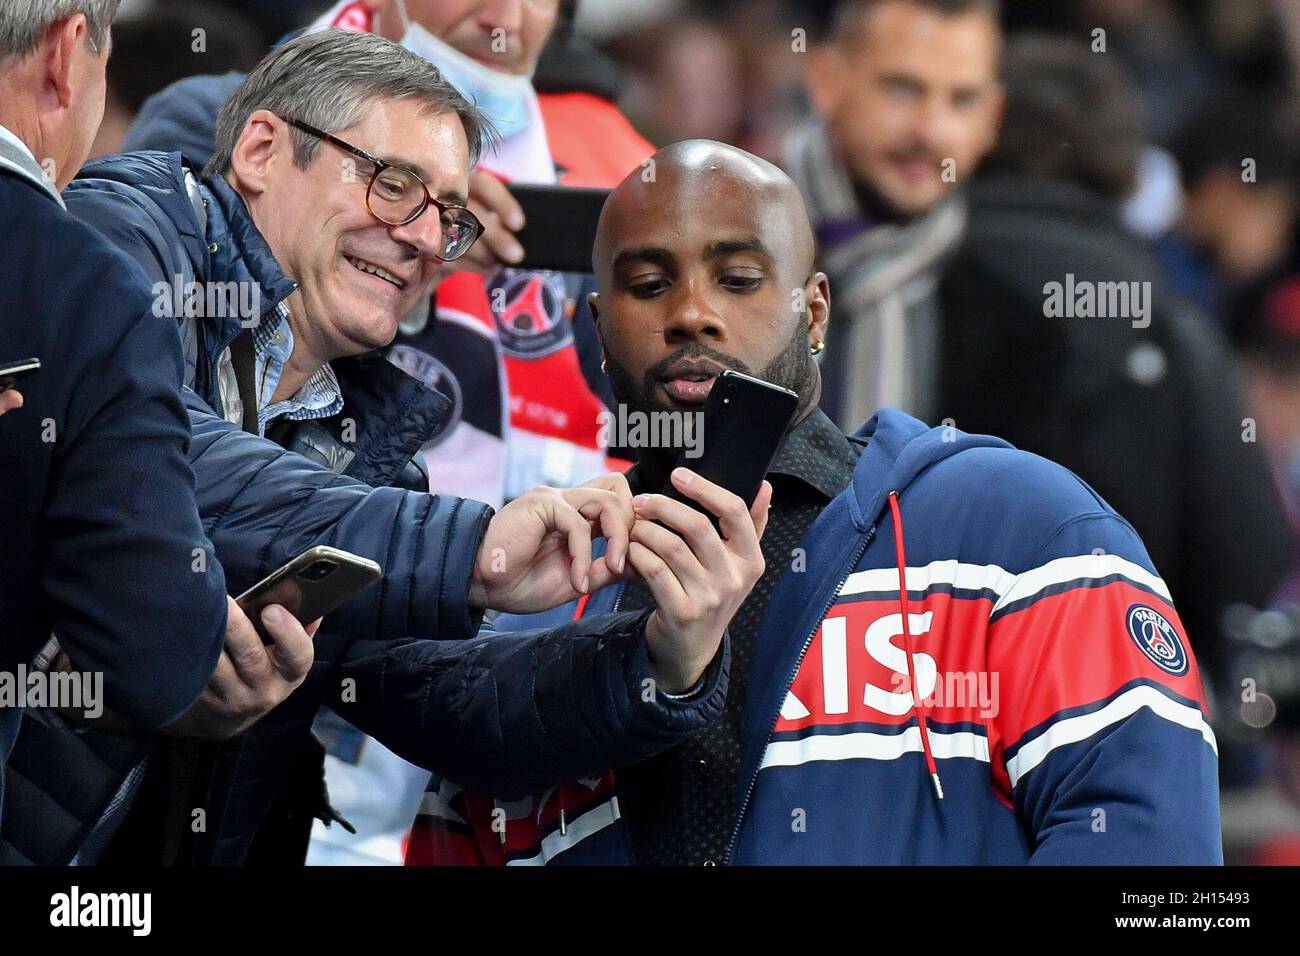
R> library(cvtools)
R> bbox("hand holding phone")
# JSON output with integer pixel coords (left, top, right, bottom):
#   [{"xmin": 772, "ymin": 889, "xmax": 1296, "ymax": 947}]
[
  {"xmin": 661, "ymin": 369, "xmax": 799, "ymax": 520},
  {"xmin": 0, "ymin": 358, "xmax": 37, "ymax": 416},
  {"xmin": 160, "ymin": 597, "xmax": 317, "ymax": 740},
  {"xmin": 628, "ymin": 467, "xmax": 772, "ymax": 692},
  {"xmin": 235, "ymin": 546, "xmax": 382, "ymax": 643}
]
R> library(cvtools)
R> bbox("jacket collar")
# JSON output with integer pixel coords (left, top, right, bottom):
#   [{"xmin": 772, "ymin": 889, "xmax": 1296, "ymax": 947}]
[
  {"xmin": 200, "ymin": 172, "xmax": 299, "ymax": 346},
  {"xmin": 0, "ymin": 124, "xmax": 63, "ymax": 208}
]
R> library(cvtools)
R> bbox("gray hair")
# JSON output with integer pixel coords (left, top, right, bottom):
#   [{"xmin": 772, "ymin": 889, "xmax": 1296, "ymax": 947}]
[
  {"xmin": 206, "ymin": 30, "xmax": 491, "ymax": 179},
  {"xmin": 0, "ymin": 0, "xmax": 118, "ymax": 61}
]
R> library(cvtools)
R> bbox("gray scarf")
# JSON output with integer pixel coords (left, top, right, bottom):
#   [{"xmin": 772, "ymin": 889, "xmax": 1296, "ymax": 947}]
[{"xmin": 782, "ymin": 120, "xmax": 964, "ymax": 427}]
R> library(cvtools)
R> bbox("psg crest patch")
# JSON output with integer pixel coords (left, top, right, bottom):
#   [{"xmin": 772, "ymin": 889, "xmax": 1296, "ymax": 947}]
[
  {"xmin": 489, "ymin": 269, "xmax": 573, "ymax": 358},
  {"xmin": 1126, "ymin": 604, "xmax": 1188, "ymax": 676}
]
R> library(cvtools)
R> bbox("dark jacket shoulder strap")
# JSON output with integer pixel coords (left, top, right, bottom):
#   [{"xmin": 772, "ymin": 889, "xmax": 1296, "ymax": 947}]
[{"xmin": 228, "ymin": 330, "xmax": 259, "ymax": 435}]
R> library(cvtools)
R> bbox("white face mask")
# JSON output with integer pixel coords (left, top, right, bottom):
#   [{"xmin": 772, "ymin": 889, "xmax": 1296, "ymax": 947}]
[{"xmin": 393, "ymin": 0, "xmax": 534, "ymax": 140}]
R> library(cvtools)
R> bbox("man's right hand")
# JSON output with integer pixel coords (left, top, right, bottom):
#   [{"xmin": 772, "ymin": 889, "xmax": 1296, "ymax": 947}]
[
  {"xmin": 629, "ymin": 469, "xmax": 772, "ymax": 694},
  {"xmin": 161, "ymin": 597, "xmax": 316, "ymax": 740},
  {"xmin": 0, "ymin": 390, "xmax": 23, "ymax": 415}
]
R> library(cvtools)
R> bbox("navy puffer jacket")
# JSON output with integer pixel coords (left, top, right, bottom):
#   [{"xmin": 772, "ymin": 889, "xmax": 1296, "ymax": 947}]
[
  {"xmin": 0, "ymin": 152, "xmax": 729, "ymax": 865},
  {"xmin": 2, "ymin": 392, "xmax": 731, "ymax": 864}
]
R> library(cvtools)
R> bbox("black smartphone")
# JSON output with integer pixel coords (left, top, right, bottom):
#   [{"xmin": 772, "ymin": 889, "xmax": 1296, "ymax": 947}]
[
  {"xmin": 506, "ymin": 183, "xmax": 610, "ymax": 273},
  {"xmin": 0, "ymin": 357, "xmax": 40, "ymax": 392},
  {"xmin": 663, "ymin": 370, "xmax": 799, "ymax": 521},
  {"xmin": 235, "ymin": 546, "xmax": 382, "ymax": 643}
]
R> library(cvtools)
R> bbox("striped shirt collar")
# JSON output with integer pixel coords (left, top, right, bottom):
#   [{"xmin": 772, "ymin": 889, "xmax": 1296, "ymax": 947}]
[{"xmin": 250, "ymin": 301, "xmax": 344, "ymax": 436}]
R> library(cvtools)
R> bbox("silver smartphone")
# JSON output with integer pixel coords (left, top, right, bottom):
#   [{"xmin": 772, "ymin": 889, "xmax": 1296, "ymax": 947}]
[{"xmin": 235, "ymin": 546, "xmax": 382, "ymax": 642}]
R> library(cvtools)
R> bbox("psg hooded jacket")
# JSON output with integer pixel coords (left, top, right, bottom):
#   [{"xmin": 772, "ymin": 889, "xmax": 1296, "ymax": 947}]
[{"xmin": 407, "ymin": 409, "xmax": 1223, "ymax": 865}]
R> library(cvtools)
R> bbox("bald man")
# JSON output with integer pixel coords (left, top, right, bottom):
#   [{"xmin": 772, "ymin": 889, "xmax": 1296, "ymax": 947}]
[
  {"xmin": 408, "ymin": 141, "xmax": 1222, "ymax": 866},
  {"xmin": 590, "ymin": 141, "xmax": 828, "ymax": 437}
]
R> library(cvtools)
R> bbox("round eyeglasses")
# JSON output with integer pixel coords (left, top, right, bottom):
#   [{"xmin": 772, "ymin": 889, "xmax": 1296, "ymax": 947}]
[{"xmin": 283, "ymin": 117, "xmax": 484, "ymax": 262}]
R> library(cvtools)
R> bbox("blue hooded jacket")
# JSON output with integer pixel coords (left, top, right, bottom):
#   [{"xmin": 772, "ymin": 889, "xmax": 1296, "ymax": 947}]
[{"xmin": 412, "ymin": 410, "xmax": 1223, "ymax": 865}]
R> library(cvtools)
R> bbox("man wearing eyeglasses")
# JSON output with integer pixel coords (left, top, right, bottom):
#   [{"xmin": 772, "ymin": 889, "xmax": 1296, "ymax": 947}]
[
  {"xmin": 69, "ymin": 30, "xmax": 486, "ymax": 471},
  {"xmin": 96, "ymin": 0, "xmax": 661, "ymax": 866},
  {"xmin": 7, "ymin": 28, "xmax": 766, "ymax": 867},
  {"xmin": 120, "ymin": 0, "xmax": 650, "ymax": 510}
]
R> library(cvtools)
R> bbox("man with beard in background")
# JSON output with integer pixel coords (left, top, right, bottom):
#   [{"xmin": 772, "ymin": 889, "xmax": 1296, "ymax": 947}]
[{"xmin": 783, "ymin": 0, "xmax": 1003, "ymax": 428}]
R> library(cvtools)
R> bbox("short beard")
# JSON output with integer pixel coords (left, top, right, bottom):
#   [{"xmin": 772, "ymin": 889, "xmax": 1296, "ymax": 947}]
[{"xmin": 605, "ymin": 315, "xmax": 817, "ymax": 433}]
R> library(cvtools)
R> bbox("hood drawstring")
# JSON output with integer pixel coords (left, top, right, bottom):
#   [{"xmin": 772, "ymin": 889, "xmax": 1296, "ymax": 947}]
[
  {"xmin": 573, "ymin": 592, "xmax": 592, "ymax": 620},
  {"xmin": 560, "ymin": 593, "xmax": 598, "ymax": 836},
  {"xmin": 888, "ymin": 491, "xmax": 944, "ymax": 801}
]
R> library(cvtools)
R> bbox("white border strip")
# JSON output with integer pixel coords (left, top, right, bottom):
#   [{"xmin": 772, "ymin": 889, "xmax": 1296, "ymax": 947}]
[
  {"xmin": 992, "ymin": 554, "xmax": 1170, "ymax": 614},
  {"xmin": 1005, "ymin": 684, "xmax": 1217, "ymax": 788},
  {"xmin": 760, "ymin": 726, "xmax": 990, "ymax": 770},
  {"xmin": 839, "ymin": 559, "xmax": 1015, "ymax": 600},
  {"xmin": 837, "ymin": 555, "xmax": 1171, "ymax": 618},
  {"xmin": 505, "ymin": 798, "xmax": 621, "ymax": 866}
]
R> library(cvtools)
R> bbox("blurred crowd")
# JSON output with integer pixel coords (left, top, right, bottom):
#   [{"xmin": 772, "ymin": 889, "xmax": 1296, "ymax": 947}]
[{"xmin": 8, "ymin": 0, "xmax": 1300, "ymax": 865}]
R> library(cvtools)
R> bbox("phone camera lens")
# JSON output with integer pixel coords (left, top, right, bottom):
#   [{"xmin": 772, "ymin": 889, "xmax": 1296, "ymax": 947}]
[{"xmin": 299, "ymin": 560, "xmax": 337, "ymax": 582}]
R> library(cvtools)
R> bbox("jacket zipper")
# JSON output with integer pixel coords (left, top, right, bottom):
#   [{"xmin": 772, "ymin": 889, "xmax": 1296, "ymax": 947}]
[{"xmin": 722, "ymin": 525, "xmax": 877, "ymax": 865}]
